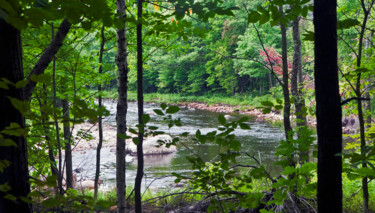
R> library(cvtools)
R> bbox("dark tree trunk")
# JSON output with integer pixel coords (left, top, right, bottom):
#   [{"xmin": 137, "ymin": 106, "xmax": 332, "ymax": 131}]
[
  {"xmin": 94, "ymin": 24, "xmax": 105, "ymax": 200},
  {"xmin": 39, "ymin": 86, "xmax": 59, "ymax": 194},
  {"xmin": 135, "ymin": 0, "xmax": 144, "ymax": 212},
  {"xmin": 279, "ymin": 6, "xmax": 292, "ymax": 142},
  {"xmin": 115, "ymin": 0, "xmax": 129, "ymax": 212},
  {"xmin": 51, "ymin": 24, "xmax": 64, "ymax": 195},
  {"xmin": 62, "ymin": 99, "xmax": 73, "ymax": 189},
  {"xmin": 0, "ymin": 18, "xmax": 32, "ymax": 213},
  {"xmin": 291, "ymin": 17, "xmax": 308, "ymax": 163},
  {"xmin": 314, "ymin": 0, "xmax": 343, "ymax": 212}
]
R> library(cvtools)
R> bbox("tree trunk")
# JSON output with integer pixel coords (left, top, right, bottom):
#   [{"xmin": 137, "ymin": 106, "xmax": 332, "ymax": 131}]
[
  {"xmin": 51, "ymin": 24, "xmax": 64, "ymax": 195},
  {"xmin": 115, "ymin": 0, "xmax": 129, "ymax": 212},
  {"xmin": 356, "ymin": 2, "xmax": 371, "ymax": 211},
  {"xmin": 279, "ymin": 6, "xmax": 292, "ymax": 142},
  {"xmin": 314, "ymin": 0, "xmax": 343, "ymax": 212},
  {"xmin": 291, "ymin": 17, "xmax": 308, "ymax": 163},
  {"xmin": 135, "ymin": 1, "xmax": 144, "ymax": 212},
  {"xmin": 94, "ymin": 24, "xmax": 106, "ymax": 201},
  {"xmin": 39, "ymin": 85, "xmax": 59, "ymax": 194},
  {"xmin": 268, "ymin": 72, "xmax": 273, "ymax": 89},
  {"xmin": 0, "ymin": 18, "xmax": 32, "ymax": 213},
  {"xmin": 62, "ymin": 99, "xmax": 73, "ymax": 189}
]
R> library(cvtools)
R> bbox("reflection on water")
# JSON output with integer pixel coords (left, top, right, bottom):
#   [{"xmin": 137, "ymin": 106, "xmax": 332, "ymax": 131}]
[{"xmin": 72, "ymin": 100, "xmax": 285, "ymax": 190}]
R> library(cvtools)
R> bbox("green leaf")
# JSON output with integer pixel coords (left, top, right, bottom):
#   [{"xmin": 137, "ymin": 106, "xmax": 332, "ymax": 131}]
[
  {"xmin": 0, "ymin": 139, "xmax": 17, "ymax": 147},
  {"xmin": 129, "ymin": 128, "xmax": 138, "ymax": 135},
  {"xmin": 218, "ymin": 115, "xmax": 226, "ymax": 125},
  {"xmin": 142, "ymin": 114, "xmax": 150, "ymax": 124},
  {"xmin": 303, "ymin": 31, "xmax": 314, "ymax": 41},
  {"xmin": 160, "ymin": 103, "xmax": 167, "ymax": 110},
  {"xmin": 337, "ymin": 18, "xmax": 360, "ymax": 30},
  {"xmin": 4, "ymin": 194, "xmax": 17, "ymax": 201},
  {"xmin": 148, "ymin": 126, "xmax": 158, "ymax": 130},
  {"xmin": 29, "ymin": 73, "xmax": 51, "ymax": 85},
  {"xmin": 133, "ymin": 137, "xmax": 139, "ymax": 145},
  {"xmin": 8, "ymin": 97, "xmax": 30, "ymax": 115},
  {"xmin": 42, "ymin": 197, "xmax": 59, "ymax": 208},
  {"xmin": 275, "ymin": 105, "xmax": 283, "ymax": 110},
  {"xmin": 181, "ymin": 132, "xmax": 189, "ymax": 137},
  {"xmin": 117, "ymin": 133, "xmax": 131, "ymax": 140},
  {"xmin": 0, "ymin": 183, "xmax": 11, "ymax": 193},
  {"xmin": 1, "ymin": 122, "xmax": 25, "ymax": 136},
  {"xmin": 262, "ymin": 108, "xmax": 271, "ymax": 114},
  {"xmin": 259, "ymin": 13, "xmax": 270, "ymax": 25},
  {"xmin": 248, "ymin": 11, "xmax": 261, "ymax": 23},
  {"xmin": 166, "ymin": 106, "xmax": 180, "ymax": 114},
  {"xmin": 153, "ymin": 109, "xmax": 164, "ymax": 116},
  {"xmin": 15, "ymin": 79, "xmax": 28, "ymax": 88},
  {"xmin": 239, "ymin": 123, "xmax": 251, "ymax": 130},
  {"xmin": 250, "ymin": 166, "xmax": 267, "ymax": 179},
  {"xmin": 301, "ymin": 6, "xmax": 308, "ymax": 17},
  {"xmin": 261, "ymin": 101, "xmax": 274, "ymax": 107}
]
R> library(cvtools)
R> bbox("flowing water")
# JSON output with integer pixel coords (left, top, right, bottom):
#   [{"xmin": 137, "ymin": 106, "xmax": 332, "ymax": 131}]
[{"xmin": 72, "ymin": 100, "xmax": 285, "ymax": 191}]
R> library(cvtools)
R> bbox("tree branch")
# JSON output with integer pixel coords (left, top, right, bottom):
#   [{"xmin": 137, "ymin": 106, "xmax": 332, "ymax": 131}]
[
  {"xmin": 23, "ymin": 19, "xmax": 72, "ymax": 101},
  {"xmin": 341, "ymin": 97, "xmax": 370, "ymax": 106}
]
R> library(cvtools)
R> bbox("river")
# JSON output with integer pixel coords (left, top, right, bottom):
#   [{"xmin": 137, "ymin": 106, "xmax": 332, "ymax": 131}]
[{"xmin": 71, "ymin": 100, "xmax": 285, "ymax": 191}]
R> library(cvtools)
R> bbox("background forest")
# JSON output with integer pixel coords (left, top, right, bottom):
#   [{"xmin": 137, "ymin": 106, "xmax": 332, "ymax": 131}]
[{"xmin": 1, "ymin": 0, "xmax": 375, "ymax": 212}]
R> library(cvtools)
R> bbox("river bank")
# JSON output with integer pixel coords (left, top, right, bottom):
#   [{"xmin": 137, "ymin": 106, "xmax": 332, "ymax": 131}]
[{"xmin": 101, "ymin": 91, "xmax": 317, "ymax": 127}]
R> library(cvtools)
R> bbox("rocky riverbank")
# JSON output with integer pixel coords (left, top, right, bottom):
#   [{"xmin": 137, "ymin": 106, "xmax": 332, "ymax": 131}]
[{"xmin": 176, "ymin": 101, "xmax": 317, "ymax": 127}]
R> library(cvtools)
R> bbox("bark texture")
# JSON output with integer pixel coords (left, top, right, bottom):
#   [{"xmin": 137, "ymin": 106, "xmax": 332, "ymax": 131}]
[
  {"xmin": 115, "ymin": 0, "xmax": 129, "ymax": 212},
  {"xmin": 314, "ymin": 0, "xmax": 343, "ymax": 211},
  {"xmin": 0, "ymin": 18, "xmax": 32, "ymax": 213}
]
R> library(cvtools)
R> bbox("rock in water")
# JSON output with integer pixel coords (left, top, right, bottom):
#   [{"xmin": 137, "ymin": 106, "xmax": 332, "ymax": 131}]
[{"xmin": 127, "ymin": 135, "xmax": 177, "ymax": 155}]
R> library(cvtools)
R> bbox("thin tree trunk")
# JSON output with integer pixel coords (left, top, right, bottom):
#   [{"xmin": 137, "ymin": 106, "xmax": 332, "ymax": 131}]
[
  {"xmin": 364, "ymin": 32, "xmax": 372, "ymax": 128},
  {"xmin": 268, "ymin": 72, "xmax": 273, "ymax": 89},
  {"xmin": 135, "ymin": 0, "xmax": 144, "ymax": 212},
  {"xmin": 24, "ymin": 19, "xmax": 72, "ymax": 101},
  {"xmin": 291, "ymin": 17, "xmax": 308, "ymax": 163},
  {"xmin": 40, "ymin": 85, "xmax": 59, "ymax": 194},
  {"xmin": 94, "ymin": 24, "xmax": 106, "ymax": 200},
  {"xmin": 279, "ymin": 6, "xmax": 292, "ymax": 142},
  {"xmin": 356, "ymin": 1, "xmax": 372, "ymax": 211},
  {"xmin": 62, "ymin": 99, "xmax": 73, "ymax": 189},
  {"xmin": 51, "ymin": 23, "xmax": 64, "ymax": 195},
  {"xmin": 0, "ymin": 18, "xmax": 32, "ymax": 213},
  {"xmin": 115, "ymin": 0, "xmax": 129, "ymax": 212},
  {"xmin": 314, "ymin": 0, "xmax": 343, "ymax": 212}
]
